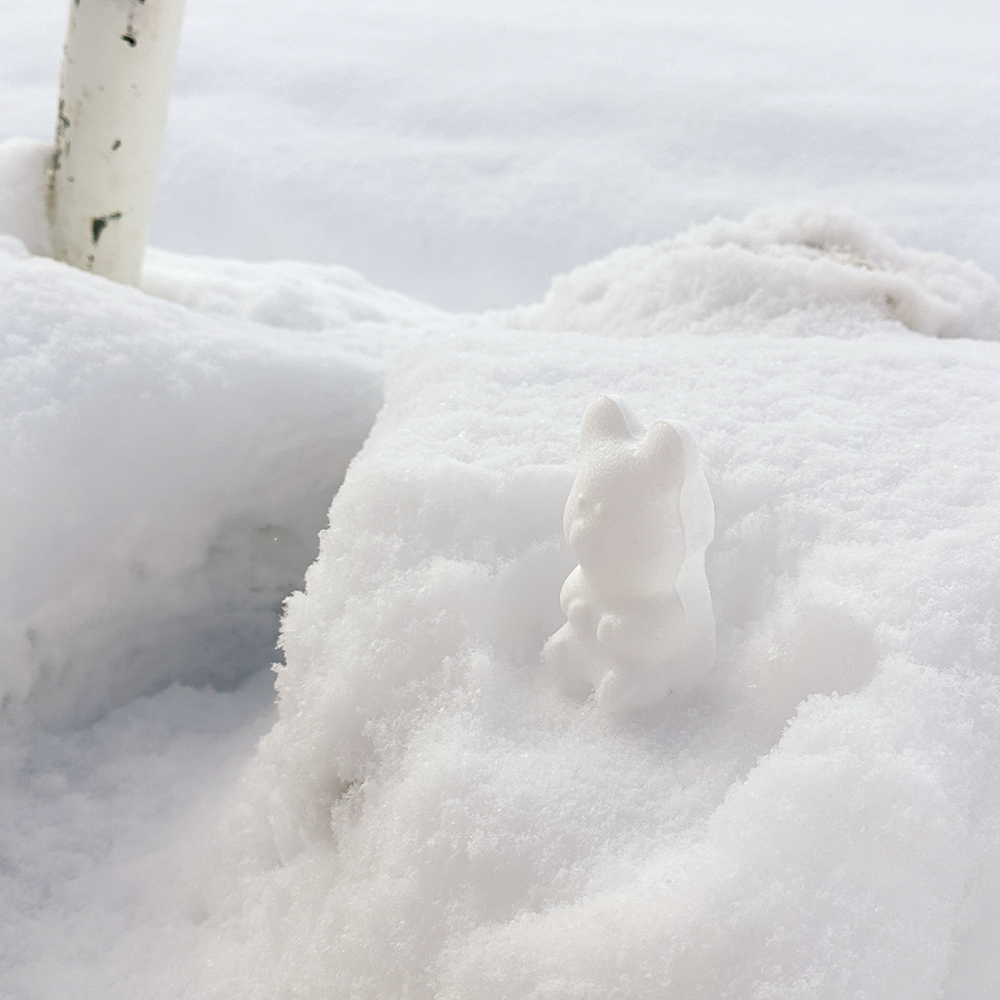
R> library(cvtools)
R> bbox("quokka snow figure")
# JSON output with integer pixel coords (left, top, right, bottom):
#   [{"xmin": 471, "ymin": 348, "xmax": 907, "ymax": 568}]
[{"xmin": 543, "ymin": 395, "xmax": 716, "ymax": 715}]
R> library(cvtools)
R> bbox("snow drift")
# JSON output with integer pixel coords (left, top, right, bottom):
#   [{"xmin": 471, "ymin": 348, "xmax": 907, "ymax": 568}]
[
  {"xmin": 0, "ymin": 140, "xmax": 450, "ymax": 729},
  {"xmin": 0, "ymin": 237, "xmax": 378, "ymax": 728},
  {"xmin": 507, "ymin": 203, "xmax": 1000, "ymax": 341},
  {"xmin": 3, "ymin": 129, "xmax": 1000, "ymax": 998},
  {"xmin": 190, "ymin": 216, "xmax": 1000, "ymax": 998}
]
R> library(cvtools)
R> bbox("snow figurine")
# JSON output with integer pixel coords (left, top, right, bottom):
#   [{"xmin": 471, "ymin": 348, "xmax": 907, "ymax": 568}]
[{"xmin": 543, "ymin": 395, "xmax": 716, "ymax": 715}]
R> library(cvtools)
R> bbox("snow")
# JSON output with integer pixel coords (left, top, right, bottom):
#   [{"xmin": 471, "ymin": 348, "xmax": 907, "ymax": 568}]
[
  {"xmin": 2, "ymin": 1, "xmax": 1000, "ymax": 997},
  {"xmin": 0, "ymin": 223, "xmax": 394, "ymax": 728},
  {"xmin": 5, "ymin": 1, "xmax": 1000, "ymax": 309},
  {"xmin": 506, "ymin": 204, "xmax": 1000, "ymax": 342},
  {"xmin": 222, "ymin": 305, "xmax": 1000, "ymax": 1000}
]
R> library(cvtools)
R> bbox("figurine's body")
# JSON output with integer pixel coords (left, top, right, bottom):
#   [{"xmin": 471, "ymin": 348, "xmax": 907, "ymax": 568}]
[{"xmin": 543, "ymin": 396, "xmax": 715, "ymax": 714}]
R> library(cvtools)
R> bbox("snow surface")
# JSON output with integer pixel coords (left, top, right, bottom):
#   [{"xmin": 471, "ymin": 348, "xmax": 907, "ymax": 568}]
[
  {"xmin": 3, "ymin": 0, "xmax": 1000, "ymax": 308},
  {"xmin": 220, "ymin": 302, "xmax": 1000, "ymax": 1000},
  {"xmin": 3, "ymin": 1, "xmax": 1000, "ymax": 997}
]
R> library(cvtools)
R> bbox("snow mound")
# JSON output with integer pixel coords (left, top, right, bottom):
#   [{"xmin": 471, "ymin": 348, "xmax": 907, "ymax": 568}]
[
  {"xmin": 143, "ymin": 250, "xmax": 450, "ymax": 363},
  {"xmin": 0, "ymin": 243, "xmax": 384, "ymax": 729},
  {"xmin": 200, "ymin": 312, "xmax": 1000, "ymax": 998},
  {"xmin": 4, "ymin": 119, "xmax": 999, "ymax": 994},
  {"xmin": 0, "ymin": 138, "xmax": 53, "ymax": 258},
  {"xmin": 508, "ymin": 204, "xmax": 1000, "ymax": 341},
  {"xmin": 0, "ymin": 136, "xmax": 451, "ymax": 730}
]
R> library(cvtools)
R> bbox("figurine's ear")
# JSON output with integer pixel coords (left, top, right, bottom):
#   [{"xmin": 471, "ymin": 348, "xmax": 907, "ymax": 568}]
[
  {"xmin": 642, "ymin": 419, "xmax": 684, "ymax": 468},
  {"xmin": 580, "ymin": 395, "xmax": 642, "ymax": 449}
]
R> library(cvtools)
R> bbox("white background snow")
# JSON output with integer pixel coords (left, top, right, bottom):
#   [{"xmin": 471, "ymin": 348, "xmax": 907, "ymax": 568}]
[{"xmin": 2, "ymin": 1, "xmax": 1000, "ymax": 997}]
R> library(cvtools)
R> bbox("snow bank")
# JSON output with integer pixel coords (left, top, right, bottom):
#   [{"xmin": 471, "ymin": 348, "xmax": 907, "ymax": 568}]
[
  {"xmin": 0, "ymin": 238, "xmax": 384, "ymax": 728},
  {"xmin": 0, "ymin": 134, "xmax": 457, "ymax": 731},
  {"xmin": 507, "ymin": 204, "xmax": 1000, "ymax": 341},
  {"xmin": 142, "ymin": 248, "xmax": 451, "ymax": 365},
  {"xmin": 8, "ymin": 0, "xmax": 1000, "ymax": 310},
  {"xmin": 0, "ymin": 138, "xmax": 52, "ymax": 257},
  {"xmin": 197, "ymin": 247, "xmax": 1000, "ymax": 997},
  {"xmin": 4, "ymin": 112, "xmax": 1000, "ymax": 995},
  {"xmin": 0, "ymin": 143, "xmax": 447, "ymax": 729},
  {"xmin": 2, "ymin": 0, "xmax": 1000, "ymax": 991}
]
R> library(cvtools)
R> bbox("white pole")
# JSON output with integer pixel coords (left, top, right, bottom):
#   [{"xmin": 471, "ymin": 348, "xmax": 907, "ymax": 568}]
[{"xmin": 48, "ymin": 0, "xmax": 186, "ymax": 286}]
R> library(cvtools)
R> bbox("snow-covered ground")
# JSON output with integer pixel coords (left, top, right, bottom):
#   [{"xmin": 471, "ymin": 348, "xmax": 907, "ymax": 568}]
[
  {"xmin": 2, "ymin": 2, "xmax": 1000, "ymax": 998},
  {"xmin": 5, "ymin": 0, "xmax": 1000, "ymax": 309}
]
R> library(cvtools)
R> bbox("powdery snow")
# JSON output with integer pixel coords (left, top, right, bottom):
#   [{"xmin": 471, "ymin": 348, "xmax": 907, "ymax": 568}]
[
  {"xmin": 0, "ymin": 144, "xmax": 457, "ymax": 733},
  {"xmin": 504, "ymin": 204, "xmax": 1000, "ymax": 341},
  {"xmin": 204, "ymin": 300, "xmax": 1000, "ymax": 999},
  {"xmin": 3, "ymin": 157, "xmax": 1000, "ymax": 1000},
  {"xmin": 0, "ymin": 672, "xmax": 276, "ymax": 999},
  {"xmin": 0, "ymin": 238, "xmax": 375, "ymax": 727},
  {"xmin": 2, "ymin": 2, "xmax": 1000, "ymax": 997},
  {"xmin": 4, "ymin": 0, "xmax": 1000, "ymax": 309}
]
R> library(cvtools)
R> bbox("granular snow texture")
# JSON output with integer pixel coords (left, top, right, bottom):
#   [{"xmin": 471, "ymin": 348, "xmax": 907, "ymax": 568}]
[
  {"xmin": 193, "ymin": 211, "xmax": 1000, "ymax": 999},
  {"xmin": 2, "ymin": 12, "xmax": 1000, "ymax": 983}
]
